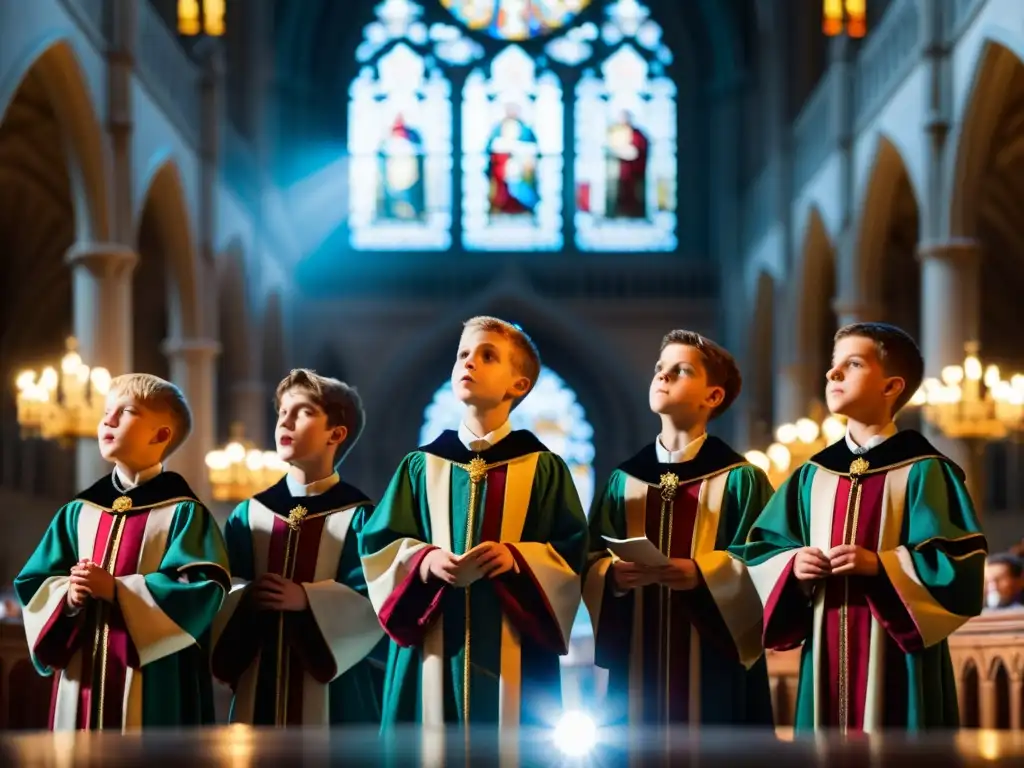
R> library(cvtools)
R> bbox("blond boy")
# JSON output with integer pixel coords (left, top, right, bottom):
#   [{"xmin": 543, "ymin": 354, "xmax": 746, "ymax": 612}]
[
  {"xmin": 583, "ymin": 330, "xmax": 774, "ymax": 727},
  {"xmin": 738, "ymin": 322, "xmax": 987, "ymax": 732},
  {"xmin": 359, "ymin": 316, "xmax": 589, "ymax": 730},
  {"xmin": 211, "ymin": 369, "xmax": 383, "ymax": 726},
  {"xmin": 15, "ymin": 373, "xmax": 230, "ymax": 731}
]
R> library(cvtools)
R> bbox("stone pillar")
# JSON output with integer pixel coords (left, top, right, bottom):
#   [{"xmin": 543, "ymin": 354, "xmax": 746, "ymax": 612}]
[
  {"xmin": 831, "ymin": 297, "xmax": 883, "ymax": 327},
  {"xmin": 107, "ymin": 0, "xmax": 136, "ymax": 243},
  {"xmin": 162, "ymin": 338, "xmax": 221, "ymax": 501},
  {"xmin": 66, "ymin": 244, "xmax": 139, "ymax": 487},
  {"xmin": 231, "ymin": 380, "xmax": 270, "ymax": 445},
  {"xmin": 917, "ymin": 240, "xmax": 981, "ymax": 376},
  {"xmin": 774, "ymin": 362, "xmax": 817, "ymax": 428}
]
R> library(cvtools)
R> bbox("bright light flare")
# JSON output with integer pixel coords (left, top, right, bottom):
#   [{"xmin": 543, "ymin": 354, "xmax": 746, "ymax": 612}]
[{"xmin": 553, "ymin": 710, "xmax": 598, "ymax": 757}]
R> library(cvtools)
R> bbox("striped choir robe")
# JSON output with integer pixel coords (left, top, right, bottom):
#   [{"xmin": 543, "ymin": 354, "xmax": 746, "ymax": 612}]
[
  {"xmin": 211, "ymin": 475, "xmax": 384, "ymax": 725},
  {"xmin": 15, "ymin": 471, "xmax": 230, "ymax": 731},
  {"xmin": 359, "ymin": 429, "xmax": 588, "ymax": 734},
  {"xmin": 583, "ymin": 436, "xmax": 774, "ymax": 728},
  {"xmin": 737, "ymin": 430, "xmax": 987, "ymax": 733}
]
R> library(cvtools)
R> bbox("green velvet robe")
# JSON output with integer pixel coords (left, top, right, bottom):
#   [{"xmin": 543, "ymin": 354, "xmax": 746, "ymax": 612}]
[
  {"xmin": 584, "ymin": 437, "xmax": 774, "ymax": 728},
  {"xmin": 735, "ymin": 430, "xmax": 987, "ymax": 733},
  {"xmin": 211, "ymin": 476, "xmax": 385, "ymax": 726},
  {"xmin": 359, "ymin": 429, "xmax": 589, "ymax": 732},
  {"xmin": 14, "ymin": 472, "xmax": 230, "ymax": 731}
]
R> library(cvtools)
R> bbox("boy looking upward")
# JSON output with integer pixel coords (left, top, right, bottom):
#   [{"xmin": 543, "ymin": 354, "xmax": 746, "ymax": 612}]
[
  {"xmin": 360, "ymin": 316, "xmax": 589, "ymax": 734},
  {"xmin": 584, "ymin": 330, "xmax": 774, "ymax": 728},
  {"xmin": 16, "ymin": 374, "xmax": 230, "ymax": 731},
  {"xmin": 738, "ymin": 323, "xmax": 986, "ymax": 733}
]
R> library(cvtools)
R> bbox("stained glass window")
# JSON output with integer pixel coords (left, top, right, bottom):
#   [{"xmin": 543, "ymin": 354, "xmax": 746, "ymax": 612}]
[
  {"xmin": 462, "ymin": 45, "xmax": 564, "ymax": 251},
  {"xmin": 348, "ymin": 0, "xmax": 481, "ymax": 250},
  {"xmin": 419, "ymin": 366, "xmax": 595, "ymax": 511},
  {"xmin": 571, "ymin": 0, "xmax": 677, "ymax": 251},
  {"xmin": 442, "ymin": 0, "xmax": 592, "ymax": 41}
]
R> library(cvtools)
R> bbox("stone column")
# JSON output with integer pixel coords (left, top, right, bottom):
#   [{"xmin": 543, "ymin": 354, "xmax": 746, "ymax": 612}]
[
  {"xmin": 65, "ymin": 244, "xmax": 139, "ymax": 487},
  {"xmin": 831, "ymin": 296, "xmax": 883, "ymax": 327},
  {"xmin": 231, "ymin": 379, "xmax": 270, "ymax": 445},
  {"xmin": 107, "ymin": 0, "xmax": 136, "ymax": 244},
  {"xmin": 162, "ymin": 338, "xmax": 221, "ymax": 501},
  {"xmin": 917, "ymin": 240, "xmax": 981, "ymax": 375},
  {"xmin": 774, "ymin": 362, "xmax": 818, "ymax": 428}
]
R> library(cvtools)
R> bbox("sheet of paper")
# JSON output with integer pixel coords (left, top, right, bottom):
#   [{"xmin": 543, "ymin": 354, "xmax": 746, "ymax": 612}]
[{"xmin": 601, "ymin": 536, "xmax": 670, "ymax": 567}]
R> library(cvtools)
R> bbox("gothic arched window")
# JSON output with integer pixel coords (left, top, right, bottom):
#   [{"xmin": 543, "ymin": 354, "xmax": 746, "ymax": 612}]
[
  {"xmin": 419, "ymin": 366, "xmax": 595, "ymax": 511},
  {"xmin": 348, "ymin": 0, "xmax": 481, "ymax": 250},
  {"xmin": 347, "ymin": 0, "xmax": 677, "ymax": 253},
  {"xmin": 462, "ymin": 46, "xmax": 564, "ymax": 251},
  {"xmin": 561, "ymin": 0, "xmax": 677, "ymax": 251}
]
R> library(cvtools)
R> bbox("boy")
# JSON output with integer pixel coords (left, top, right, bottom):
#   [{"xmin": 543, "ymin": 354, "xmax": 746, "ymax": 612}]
[
  {"xmin": 211, "ymin": 369, "xmax": 384, "ymax": 726},
  {"xmin": 359, "ymin": 316, "xmax": 589, "ymax": 732},
  {"xmin": 737, "ymin": 322, "xmax": 986, "ymax": 733},
  {"xmin": 583, "ymin": 330, "xmax": 774, "ymax": 728},
  {"xmin": 14, "ymin": 373, "xmax": 230, "ymax": 732}
]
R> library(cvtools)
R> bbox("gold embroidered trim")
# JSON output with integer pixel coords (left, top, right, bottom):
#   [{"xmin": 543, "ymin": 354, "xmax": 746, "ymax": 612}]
[
  {"xmin": 76, "ymin": 496, "xmax": 200, "ymax": 515},
  {"xmin": 629, "ymin": 461, "xmax": 750, "ymax": 490},
  {"xmin": 809, "ymin": 454, "xmax": 949, "ymax": 478}
]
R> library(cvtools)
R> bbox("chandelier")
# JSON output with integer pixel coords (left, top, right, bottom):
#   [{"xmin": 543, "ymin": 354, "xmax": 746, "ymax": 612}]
[
  {"xmin": 14, "ymin": 337, "xmax": 111, "ymax": 445},
  {"xmin": 205, "ymin": 423, "xmax": 288, "ymax": 502},
  {"xmin": 823, "ymin": 0, "xmax": 866, "ymax": 38},
  {"xmin": 908, "ymin": 344, "xmax": 1024, "ymax": 440},
  {"xmin": 178, "ymin": 0, "xmax": 225, "ymax": 37},
  {"xmin": 745, "ymin": 414, "xmax": 847, "ymax": 488}
]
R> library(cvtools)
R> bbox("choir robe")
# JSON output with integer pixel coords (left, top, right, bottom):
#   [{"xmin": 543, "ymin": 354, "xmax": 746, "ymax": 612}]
[
  {"xmin": 736, "ymin": 431, "xmax": 987, "ymax": 733},
  {"xmin": 359, "ymin": 429, "xmax": 589, "ymax": 733},
  {"xmin": 583, "ymin": 437, "xmax": 774, "ymax": 728},
  {"xmin": 14, "ymin": 472, "xmax": 230, "ymax": 731},
  {"xmin": 211, "ymin": 477, "xmax": 385, "ymax": 726}
]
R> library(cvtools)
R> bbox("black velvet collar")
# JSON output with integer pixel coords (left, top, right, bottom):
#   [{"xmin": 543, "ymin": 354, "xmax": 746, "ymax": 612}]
[
  {"xmin": 617, "ymin": 436, "xmax": 748, "ymax": 486},
  {"xmin": 420, "ymin": 429, "xmax": 549, "ymax": 464},
  {"xmin": 253, "ymin": 475, "xmax": 371, "ymax": 517},
  {"xmin": 810, "ymin": 429, "xmax": 965, "ymax": 480},
  {"xmin": 76, "ymin": 471, "xmax": 199, "ymax": 513}
]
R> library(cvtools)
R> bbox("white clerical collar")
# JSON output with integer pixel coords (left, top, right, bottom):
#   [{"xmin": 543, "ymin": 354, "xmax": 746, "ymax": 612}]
[
  {"xmin": 655, "ymin": 432, "xmax": 707, "ymax": 464},
  {"xmin": 845, "ymin": 422, "xmax": 898, "ymax": 455},
  {"xmin": 458, "ymin": 420, "xmax": 512, "ymax": 452},
  {"xmin": 286, "ymin": 471, "xmax": 340, "ymax": 497},
  {"xmin": 113, "ymin": 463, "xmax": 163, "ymax": 492}
]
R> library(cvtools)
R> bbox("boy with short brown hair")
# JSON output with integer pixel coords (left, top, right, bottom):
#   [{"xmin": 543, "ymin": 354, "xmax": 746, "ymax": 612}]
[
  {"xmin": 738, "ymin": 322, "xmax": 986, "ymax": 733},
  {"xmin": 583, "ymin": 330, "xmax": 774, "ymax": 727},
  {"xmin": 211, "ymin": 368, "xmax": 383, "ymax": 726},
  {"xmin": 359, "ymin": 316, "xmax": 589, "ymax": 733},
  {"xmin": 15, "ymin": 373, "xmax": 230, "ymax": 731}
]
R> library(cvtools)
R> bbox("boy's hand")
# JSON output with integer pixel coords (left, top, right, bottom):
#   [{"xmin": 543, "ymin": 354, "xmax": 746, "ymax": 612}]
[
  {"xmin": 827, "ymin": 545, "xmax": 879, "ymax": 577},
  {"xmin": 461, "ymin": 542, "xmax": 516, "ymax": 580},
  {"xmin": 66, "ymin": 558, "xmax": 91, "ymax": 611},
  {"xmin": 656, "ymin": 558, "xmax": 700, "ymax": 591},
  {"xmin": 251, "ymin": 573, "xmax": 309, "ymax": 612},
  {"xmin": 70, "ymin": 561, "xmax": 116, "ymax": 602},
  {"xmin": 793, "ymin": 547, "xmax": 831, "ymax": 582},
  {"xmin": 419, "ymin": 548, "xmax": 461, "ymax": 585},
  {"xmin": 610, "ymin": 560, "xmax": 660, "ymax": 590}
]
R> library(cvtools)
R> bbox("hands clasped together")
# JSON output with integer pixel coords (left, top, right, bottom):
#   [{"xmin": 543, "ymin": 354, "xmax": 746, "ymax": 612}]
[
  {"xmin": 250, "ymin": 573, "xmax": 310, "ymax": 612},
  {"xmin": 419, "ymin": 542, "xmax": 517, "ymax": 587},
  {"xmin": 67, "ymin": 559, "xmax": 116, "ymax": 610},
  {"xmin": 610, "ymin": 557, "xmax": 701, "ymax": 592},
  {"xmin": 793, "ymin": 544, "xmax": 879, "ymax": 582}
]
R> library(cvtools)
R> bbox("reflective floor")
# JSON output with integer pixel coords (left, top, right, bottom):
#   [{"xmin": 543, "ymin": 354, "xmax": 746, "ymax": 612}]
[{"xmin": 4, "ymin": 727, "xmax": 1024, "ymax": 766}]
